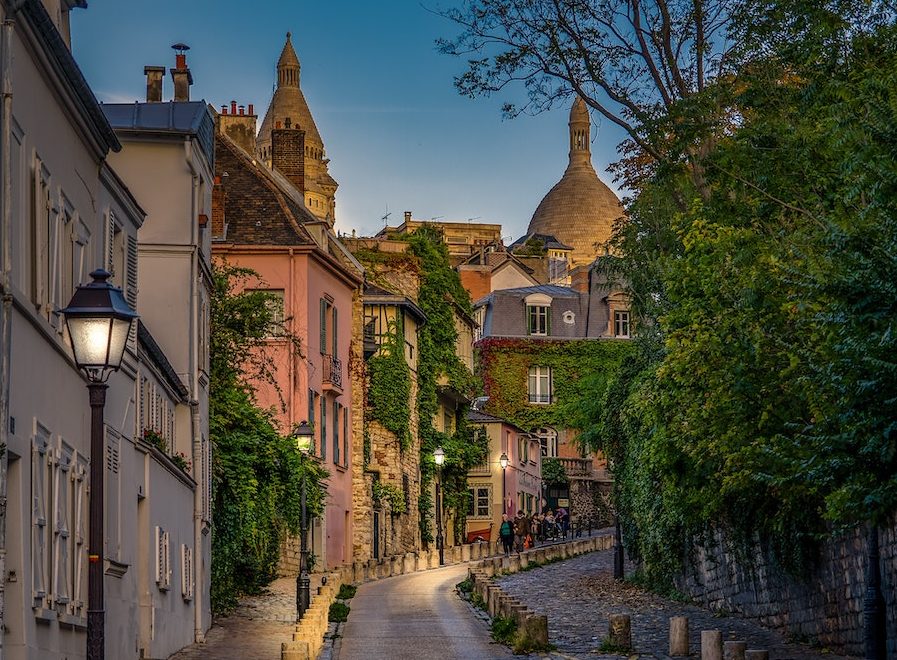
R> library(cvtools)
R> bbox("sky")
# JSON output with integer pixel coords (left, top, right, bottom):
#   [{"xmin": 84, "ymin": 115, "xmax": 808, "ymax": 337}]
[{"xmin": 72, "ymin": 0, "xmax": 626, "ymax": 241}]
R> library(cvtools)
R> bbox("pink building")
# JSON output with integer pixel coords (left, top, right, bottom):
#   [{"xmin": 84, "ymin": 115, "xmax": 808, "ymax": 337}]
[{"xmin": 211, "ymin": 128, "xmax": 363, "ymax": 569}]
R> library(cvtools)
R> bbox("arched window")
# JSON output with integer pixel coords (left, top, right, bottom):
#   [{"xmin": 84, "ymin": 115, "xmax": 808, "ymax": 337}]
[{"xmin": 534, "ymin": 427, "xmax": 558, "ymax": 457}]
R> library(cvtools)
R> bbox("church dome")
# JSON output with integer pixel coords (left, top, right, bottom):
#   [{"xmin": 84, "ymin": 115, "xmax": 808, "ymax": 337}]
[{"xmin": 527, "ymin": 98, "xmax": 624, "ymax": 265}]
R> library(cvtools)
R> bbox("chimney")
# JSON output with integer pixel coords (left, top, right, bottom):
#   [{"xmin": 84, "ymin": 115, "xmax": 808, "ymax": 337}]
[
  {"xmin": 144, "ymin": 66, "xmax": 165, "ymax": 102},
  {"xmin": 271, "ymin": 122, "xmax": 305, "ymax": 195},
  {"xmin": 170, "ymin": 43, "xmax": 193, "ymax": 102},
  {"xmin": 211, "ymin": 176, "xmax": 227, "ymax": 240},
  {"xmin": 216, "ymin": 100, "xmax": 258, "ymax": 156},
  {"xmin": 404, "ymin": 211, "xmax": 412, "ymax": 224}
]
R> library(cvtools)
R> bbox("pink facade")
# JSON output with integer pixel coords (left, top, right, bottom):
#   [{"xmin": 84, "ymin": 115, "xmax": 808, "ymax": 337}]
[{"xmin": 216, "ymin": 245, "xmax": 359, "ymax": 569}]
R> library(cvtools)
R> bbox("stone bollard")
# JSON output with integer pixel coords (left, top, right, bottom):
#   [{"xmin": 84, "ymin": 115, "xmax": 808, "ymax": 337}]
[
  {"xmin": 451, "ymin": 546, "xmax": 462, "ymax": 564},
  {"xmin": 430, "ymin": 549, "xmax": 441, "ymax": 569},
  {"xmin": 282, "ymin": 640, "xmax": 310, "ymax": 660},
  {"xmin": 723, "ymin": 641, "xmax": 746, "ymax": 660},
  {"xmin": 510, "ymin": 604, "xmax": 529, "ymax": 626},
  {"xmin": 669, "ymin": 616, "xmax": 689, "ymax": 656},
  {"xmin": 608, "ymin": 614, "xmax": 632, "ymax": 650},
  {"xmin": 701, "ymin": 630, "xmax": 723, "ymax": 660},
  {"xmin": 522, "ymin": 614, "xmax": 549, "ymax": 649},
  {"xmin": 404, "ymin": 552, "xmax": 417, "ymax": 573},
  {"xmin": 519, "ymin": 553, "xmax": 529, "ymax": 570},
  {"xmin": 509, "ymin": 554, "xmax": 521, "ymax": 572},
  {"xmin": 745, "ymin": 651, "xmax": 768, "ymax": 660},
  {"xmin": 461, "ymin": 544, "xmax": 471, "ymax": 562}
]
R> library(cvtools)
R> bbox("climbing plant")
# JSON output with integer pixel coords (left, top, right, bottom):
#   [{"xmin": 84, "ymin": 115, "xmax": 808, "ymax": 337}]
[
  {"xmin": 366, "ymin": 318, "xmax": 412, "ymax": 450},
  {"xmin": 541, "ymin": 458, "xmax": 568, "ymax": 486}
]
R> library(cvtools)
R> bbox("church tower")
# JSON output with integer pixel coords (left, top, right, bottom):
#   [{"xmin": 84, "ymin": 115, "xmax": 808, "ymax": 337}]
[{"xmin": 257, "ymin": 33, "xmax": 338, "ymax": 225}]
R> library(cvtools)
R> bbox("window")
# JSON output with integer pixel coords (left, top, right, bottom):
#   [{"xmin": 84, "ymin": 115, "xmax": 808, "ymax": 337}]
[
  {"xmin": 155, "ymin": 526, "xmax": 171, "ymax": 591},
  {"xmin": 320, "ymin": 297, "xmax": 338, "ymax": 355},
  {"xmin": 333, "ymin": 400, "xmax": 340, "ymax": 465},
  {"xmin": 320, "ymin": 298, "xmax": 330, "ymax": 354},
  {"xmin": 527, "ymin": 305, "xmax": 549, "ymax": 336},
  {"xmin": 343, "ymin": 407, "xmax": 349, "ymax": 467},
  {"xmin": 528, "ymin": 366, "xmax": 552, "ymax": 404},
  {"xmin": 466, "ymin": 485, "xmax": 490, "ymax": 518},
  {"xmin": 308, "ymin": 389, "xmax": 318, "ymax": 454},
  {"xmin": 518, "ymin": 435, "xmax": 529, "ymax": 464},
  {"xmin": 443, "ymin": 409, "xmax": 454, "ymax": 435},
  {"xmin": 535, "ymin": 427, "xmax": 558, "ymax": 458},
  {"xmin": 548, "ymin": 254, "xmax": 568, "ymax": 283},
  {"xmin": 614, "ymin": 310, "xmax": 631, "ymax": 338},
  {"xmin": 261, "ymin": 289, "xmax": 285, "ymax": 337},
  {"xmin": 181, "ymin": 545, "xmax": 194, "ymax": 601},
  {"xmin": 562, "ymin": 310, "xmax": 575, "ymax": 325}
]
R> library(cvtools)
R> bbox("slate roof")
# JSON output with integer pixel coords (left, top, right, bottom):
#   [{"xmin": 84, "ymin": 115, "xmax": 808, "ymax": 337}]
[
  {"xmin": 467, "ymin": 409, "xmax": 527, "ymax": 433},
  {"xmin": 137, "ymin": 322, "xmax": 188, "ymax": 400},
  {"xmin": 509, "ymin": 232, "xmax": 573, "ymax": 252},
  {"xmin": 474, "ymin": 283, "xmax": 580, "ymax": 308},
  {"xmin": 363, "ymin": 283, "xmax": 426, "ymax": 324}
]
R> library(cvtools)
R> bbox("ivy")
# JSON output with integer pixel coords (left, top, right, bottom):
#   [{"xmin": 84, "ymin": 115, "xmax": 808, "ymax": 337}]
[
  {"xmin": 372, "ymin": 481, "xmax": 407, "ymax": 515},
  {"xmin": 367, "ymin": 319, "xmax": 412, "ymax": 450}
]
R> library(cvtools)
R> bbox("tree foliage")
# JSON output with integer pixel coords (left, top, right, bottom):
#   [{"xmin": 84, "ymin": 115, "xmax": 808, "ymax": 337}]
[{"xmin": 209, "ymin": 264, "xmax": 327, "ymax": 613}]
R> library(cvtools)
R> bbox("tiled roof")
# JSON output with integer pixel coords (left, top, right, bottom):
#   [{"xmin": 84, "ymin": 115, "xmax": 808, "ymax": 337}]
[{"xmin": 214, "ymin": 133, "xmax": 316, "ymax": 246}]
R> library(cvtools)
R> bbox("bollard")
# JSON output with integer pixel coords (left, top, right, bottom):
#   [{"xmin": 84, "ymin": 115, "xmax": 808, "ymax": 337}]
[
  {"xmin": 669, "ymin": 616, "xmax": 689, "ymax": 656},
  {"xmin": 723, "ymin": 641, "xmax": 746, "ymax": 660},
  {"xmin": 744, "ymin": 651, "xmax": 768, "ymax": 660},
  {"xmin": 608, "ymin": 614, "xmax": 632, "ymax": 650},
  {"xmin": 523, "ymin": 614, "xmax": 549, "ymax": 648},
  {"xmin": 701, "ymin": 630, "xmax": 723, "ymax": 660}
]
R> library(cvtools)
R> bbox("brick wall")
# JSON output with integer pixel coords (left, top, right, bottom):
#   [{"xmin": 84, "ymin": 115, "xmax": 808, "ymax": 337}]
[{"xmin": 677, "ymin": 519, "xmax": 897, "ymax": 657}]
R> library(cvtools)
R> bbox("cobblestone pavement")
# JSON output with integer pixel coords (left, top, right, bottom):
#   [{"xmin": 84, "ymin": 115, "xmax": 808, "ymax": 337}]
[
  {"xmin": 497, "ymin": 550, "xmax": 856, "ymax": 659},
  {"xmin": 168, "ymin": 576, "xmax": 307, "ymax": 659}
]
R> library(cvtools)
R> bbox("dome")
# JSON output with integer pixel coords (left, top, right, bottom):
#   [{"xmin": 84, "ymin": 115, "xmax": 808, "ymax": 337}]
[{"xmin": 527, "ymin": 98, "xmax": 624, "ymax": 265}]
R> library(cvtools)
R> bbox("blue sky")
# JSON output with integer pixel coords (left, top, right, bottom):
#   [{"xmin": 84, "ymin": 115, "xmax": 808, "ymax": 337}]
[{"xmin": 73, "ymin": 0, "xmax": 625, "ymax": 240}]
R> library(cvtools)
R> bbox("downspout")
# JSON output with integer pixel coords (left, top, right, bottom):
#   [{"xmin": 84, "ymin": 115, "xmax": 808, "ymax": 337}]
[
  {"xmin": 0, "ymin": 18, "xmax": 15, "ymax": 660},
  {"xmin": 184, "ymin": 138, "xmax": 204, "ymax": 642},
  {"xmin": 584, "ymin": 262, "xmax": 594, "ymax": 337},
  {"xmin": 288, "ymin": 247, "xmax": 294, "ymax": 428}
]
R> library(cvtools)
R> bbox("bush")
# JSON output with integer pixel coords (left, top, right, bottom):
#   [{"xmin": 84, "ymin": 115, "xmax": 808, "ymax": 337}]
[
  {"xmin": 328, "ymin": 602, "xmax": 350, "ymax": 623},
  {"xmin": 490, "ymin": 616, "xmax": 517, "ymax": 645},
  {"xmin": 337, "ymin": 584, "xmax": 357, "ymax": 600}
]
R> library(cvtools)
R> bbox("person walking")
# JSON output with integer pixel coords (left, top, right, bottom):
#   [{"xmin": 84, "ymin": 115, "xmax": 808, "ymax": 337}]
[
  {"xmin": 513, "ymin": 510, "xmax": 531, "ymax": 553},
  {"xmin": 499, "ymin": 513, "xmax": 514, "ymax": 556}
]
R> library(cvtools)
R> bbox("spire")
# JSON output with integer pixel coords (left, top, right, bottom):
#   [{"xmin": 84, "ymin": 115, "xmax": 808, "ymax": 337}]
[
  {"xmin": 277, "ymin": 32, "xmax": 300, "ymax": 88},
  {"xmin": 568, "ymin": 96, "xmax": 591, "ymax": 166}
]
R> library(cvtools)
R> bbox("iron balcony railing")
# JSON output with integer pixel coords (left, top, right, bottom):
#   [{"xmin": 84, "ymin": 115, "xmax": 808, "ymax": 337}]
[{"xmin": 323, "ymin": 354, "xmax": 342, "ymax": 389}]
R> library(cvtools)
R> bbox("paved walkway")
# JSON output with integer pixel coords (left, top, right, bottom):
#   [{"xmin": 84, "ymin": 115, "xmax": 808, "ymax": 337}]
[
  {"xmin": 169, "ymin": 576, "xmax": 300, "ymax": 659},
  {"xmin": 333, "ymin": 563, "xmax": 514, "ymax": 660},
  {"xmin": 497, "ymin": 549, "xmax": 857, "ymax": 659}
]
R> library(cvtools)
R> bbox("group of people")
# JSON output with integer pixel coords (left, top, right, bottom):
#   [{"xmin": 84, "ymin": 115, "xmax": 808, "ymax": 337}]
[{"xmin": 498, "ymin": 507, "xmax": 569, "ymax": 555}]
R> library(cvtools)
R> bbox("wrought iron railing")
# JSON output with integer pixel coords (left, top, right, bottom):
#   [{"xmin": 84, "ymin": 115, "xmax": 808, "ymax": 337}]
[{"xmin": 323, "ymin": 354, "xmax": 342, "ymax": 389}]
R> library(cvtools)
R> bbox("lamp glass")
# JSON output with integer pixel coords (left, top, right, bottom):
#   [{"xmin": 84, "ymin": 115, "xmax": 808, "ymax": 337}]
[
  {"xmin": 293, "ymin": 422, "xmax": 313, "ymax": 454},
  {"xmin": 499, "ymin": 452, "xmax": 509, "ymax": 469},
  {"xmin": 433, "ymin": 446, "xmax": 445, "ymax": 466}
]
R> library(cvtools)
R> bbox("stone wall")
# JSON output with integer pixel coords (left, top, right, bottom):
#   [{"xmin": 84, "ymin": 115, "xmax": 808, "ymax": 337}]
[{"xmin": 677, "ymin": 520, "xmax": 897, "ymax": 657}]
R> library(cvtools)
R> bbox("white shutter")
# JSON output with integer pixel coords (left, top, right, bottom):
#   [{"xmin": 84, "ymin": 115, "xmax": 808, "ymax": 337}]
[
  {"xmin": 126, "ymin": 234, "xmax": 138, "ymax": 346},
  {"xmin": 71, "ymin": 458, "xmax": 87, "ymax": 613},
  {"xmin": 31, "ymin": 426, "xmax": 51, "ymax": 607},
  {"xmin": 181, "ymin": 545, "xmax": 194, "ymax": 601},
  {"xmin": 105, "ymin": 211, "xmax": 116, "ymax": 273},
  {"xmin": 155, "ymin": 526, "xmax": 170, "ymax": 590},
  {"xmin": 53, "ymin": 442, "xmax": 72, "ymax": 608},
  {"xmin": 104, "ymin": 429, "xmax": 120, "ymax": 560}
]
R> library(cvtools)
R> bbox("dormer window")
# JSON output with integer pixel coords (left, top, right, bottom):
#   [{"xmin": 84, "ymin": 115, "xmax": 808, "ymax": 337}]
[
  {"xmin": 524, "ymin": 292, "xmax": 553, "ymax": 336},
  {"xmin": 614, "ymin": 310, "xmax": 631, "ymax": 338}
]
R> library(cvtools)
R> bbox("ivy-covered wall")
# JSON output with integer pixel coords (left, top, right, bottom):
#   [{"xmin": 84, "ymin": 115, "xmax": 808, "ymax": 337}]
[{"xmin": 477, "ymin": 337, "xmax": 633, "ymax": 435}]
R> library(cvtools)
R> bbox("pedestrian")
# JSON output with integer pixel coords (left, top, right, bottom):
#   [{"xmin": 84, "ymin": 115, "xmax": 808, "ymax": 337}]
[
  {"xmin": 544, "ymin": 509, "xmax": 556, "ymax": 540},
  {"xmin": 556, "ymin": 507, "xmax": 569, "ymax": 539},
  {"xmin": 513, "ymin": 510, "xmax": 531, "ymax": 553},
  {"xmin": 499, "ymin": 513, "xmax": 514, "ymax": 556}
]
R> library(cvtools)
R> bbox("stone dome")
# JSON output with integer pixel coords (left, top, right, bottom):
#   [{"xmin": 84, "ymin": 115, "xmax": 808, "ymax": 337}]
[{"xmin": 527, "ymin": 98, "xmax": 624, "ymax": 265}]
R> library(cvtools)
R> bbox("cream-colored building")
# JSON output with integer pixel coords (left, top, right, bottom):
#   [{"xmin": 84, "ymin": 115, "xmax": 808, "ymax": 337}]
[
  {"xmin": 377, "ymin": 212, "xmax": 503, "ymax": 265},
  {"xmin": 0, "ymin": 2, "xmax": 208, "ymax": 658}
]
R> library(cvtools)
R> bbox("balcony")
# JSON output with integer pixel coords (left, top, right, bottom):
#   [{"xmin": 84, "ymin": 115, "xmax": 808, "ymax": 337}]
[
  {"xmin": 556, "ymin": 457, "xmax": 595, "ymax": 478},
  {"xmin": 322, "ymin": 354, "xmax": 343, "ymax": 392}
]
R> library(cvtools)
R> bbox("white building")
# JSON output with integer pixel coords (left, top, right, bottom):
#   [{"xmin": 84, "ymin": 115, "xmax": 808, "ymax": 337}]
[{"xmin": 0, "ymin": 2, "xmax": 210, "ymax": 658}]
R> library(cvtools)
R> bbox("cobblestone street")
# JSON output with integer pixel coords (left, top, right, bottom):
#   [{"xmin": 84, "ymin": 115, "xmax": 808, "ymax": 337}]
[
  {"xmin": 168, "ymin": 576, "xmax": 300, "ymax": 659},
  {"xmin": 497, "ymin": 549, "xmax": 856, "ymax": 659}
]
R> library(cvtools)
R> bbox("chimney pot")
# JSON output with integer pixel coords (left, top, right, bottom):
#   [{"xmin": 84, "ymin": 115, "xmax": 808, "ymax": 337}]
[
  {"xmin": 275, "ymin": 120, "xmax": 282, "ymax": 129},
  {"xmin": 221, "ymin": 105, "xmax": 228, "ymax": 114},
  {"xmin": 404, "ymin": 211, "xmax": 412, "ymax": 223},
  {"xmin": 230, "ymin": 100, "xmax": 237, "ymax": 114},
  {"xmin": 175, "ymin": 53, "xmax": 187, "ymax": 69},
  {"xmin": 238, "ymin": 105, "xmax": 245, "ymax": 115},
  {"xmin": 284, "ymin": 117, "xmax": 292, "ymax": 129},
  {"xmin": 248, "ymin": 103, "xmax": 254, "ymax": 115}
]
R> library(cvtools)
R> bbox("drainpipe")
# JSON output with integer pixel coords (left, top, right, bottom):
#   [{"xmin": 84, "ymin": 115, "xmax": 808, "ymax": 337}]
[
  {"xmin": 0, "ymin": 18, "xmax": 15, "ymax": 660},
  {"xmin": 184, "ymin": 138, "xmax": 205, "ymax": 642}
]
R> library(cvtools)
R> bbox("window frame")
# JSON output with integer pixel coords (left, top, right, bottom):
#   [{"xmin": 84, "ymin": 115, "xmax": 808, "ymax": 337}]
[
  {"xmin": 527, "ymin": 365, "xmax": 552, "ymax": 404},
  {"xmin": 527, "ymin": 304, "xmax": 549, "ymax": 336},
  {"xmin": 614, "ymin": 310, "xmax": 631, "ymax": 338}
]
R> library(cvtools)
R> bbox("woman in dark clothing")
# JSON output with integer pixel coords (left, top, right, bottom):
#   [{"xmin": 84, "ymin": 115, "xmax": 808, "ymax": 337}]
[{"xmin": 499, "ymin": 513, "xmax": 514, "ymax": 555}]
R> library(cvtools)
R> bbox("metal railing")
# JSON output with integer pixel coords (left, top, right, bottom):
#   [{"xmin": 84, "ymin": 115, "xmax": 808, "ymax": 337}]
[{"xmin": 323, "ymin": 354, "xmax": 342, "ymax": 389}]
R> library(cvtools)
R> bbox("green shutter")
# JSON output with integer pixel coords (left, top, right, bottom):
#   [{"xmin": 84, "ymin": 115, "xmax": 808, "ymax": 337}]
[
  {"xmin": 320, "ymin": 299, "xmax": 327, "ymax": 354},
  {"xmin": 332, "ymin": 306, "xmax": 338, "ymax": 357}
]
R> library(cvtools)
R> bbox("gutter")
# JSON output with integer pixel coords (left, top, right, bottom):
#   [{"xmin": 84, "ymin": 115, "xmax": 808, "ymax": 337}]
[{"xmin": 0, "ymin": 17, "xmax": 15, "ymax": 660}]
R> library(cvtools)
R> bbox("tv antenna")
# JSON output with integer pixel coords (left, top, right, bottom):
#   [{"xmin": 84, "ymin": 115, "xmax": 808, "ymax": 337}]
[
  {"xmin": 467, "ymin": 216, "xmax": 481, "ymax": 223},
  {"xmin": 430, "ymin": 215, "xmax": 444, "ymax": 221},
  {"xmin": 381, "ymin": 204, "xmax": 391, "ymax": 225}
]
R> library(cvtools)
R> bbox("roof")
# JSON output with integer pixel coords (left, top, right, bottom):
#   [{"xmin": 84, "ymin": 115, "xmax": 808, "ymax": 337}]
[
  {"xmin": 19, "ymin": 0, "xmax": 120, "ymax": 153},
  {"xmin": 466, "ymin": 409, "xmax": 527, "ymax": 433},
  {"xmin": 214, "ymin": 133, "xmax": 316, "ymax": 246},
  {"xmin": 137, "ymin": 322, "xmax": 189, "ymax": 400},
  {"xmin": 509, "ymin": 232, "xmax": 574, "ymax": 252},
  {"xmin": 474, "ymin": 283, "xmax": 580, "ymax": 308},
  {"xmin": 363, "ymin": 284, "xmax": 427, "ymax": 324},
  {"xmin": 102, "ymin": 101, "xmax": 215, "ymax": 168}
]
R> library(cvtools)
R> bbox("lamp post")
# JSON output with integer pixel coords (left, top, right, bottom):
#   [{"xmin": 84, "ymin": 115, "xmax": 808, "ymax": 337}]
[
  {"xmin": 434, "ymin": 446, "xmax": 445, "ymax": 565},
  {"xmin": 499, "ymin": 452, "xmax": 509, "ymax": 515},
  {"xmin": 61, "ymin": 269, "xmax": 138, "ymax": 660},
  {"xmin": 293, "ymin": 421, "xmax": 314, "ymax": 621}
]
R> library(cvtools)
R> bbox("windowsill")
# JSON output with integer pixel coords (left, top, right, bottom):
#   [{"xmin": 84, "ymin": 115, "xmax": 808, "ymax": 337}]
[
  {"xmin": 58, "ymin": 613, "xmax": 87, "ymax": 630},
  {"xmin": 334, "ymin": 463, "xmax": 348, "ymax": 472},
  {"xmin": 33, "ymin": 607, "xmax": 56, "ymax": 623},
  {"xmin": 528, "ymin": 401, "xmax": 552, "ymax": 406}
]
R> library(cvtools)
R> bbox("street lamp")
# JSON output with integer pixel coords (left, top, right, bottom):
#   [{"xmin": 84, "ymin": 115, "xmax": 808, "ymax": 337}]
[
  {"xmin": 434, "ymin": 447, "xmax": 445, "ymax": 565},
  {"xmin": 499, "ymin": 452, "xmax": 509, "ymax": 515},
  {"xmin": 293, "ymin": 421, "xmax": 314, "ymax": 621},
  {"xmin": 61, "ymin": 269, "xmax": 138, "ymax": 660}
]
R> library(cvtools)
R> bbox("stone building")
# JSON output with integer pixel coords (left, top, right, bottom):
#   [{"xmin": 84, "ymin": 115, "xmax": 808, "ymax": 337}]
[
  {"xmin": 525, "ymin": 98, "xmax": 624, "ymax": 266},
  {"xmin": 376, "ymin": 212, "xmax": 503, "ymax": 266},
  {"xmin": 256, "ymin": 33, "xmax": 338, "ymax": 225}
]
